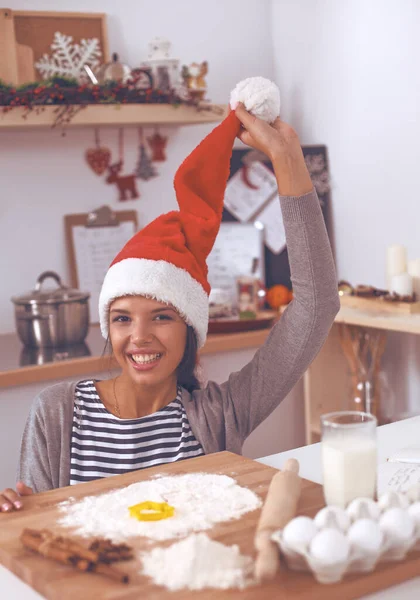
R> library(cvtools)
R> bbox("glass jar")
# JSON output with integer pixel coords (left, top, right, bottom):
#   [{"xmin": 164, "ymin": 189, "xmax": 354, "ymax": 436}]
[{"xmin": 321, "ymin": 411, "xmax": 377, "ymax": 508}]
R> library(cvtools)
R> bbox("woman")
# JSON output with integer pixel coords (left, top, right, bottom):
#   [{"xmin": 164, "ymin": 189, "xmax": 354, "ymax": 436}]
[{"xmin": 0, "ymin": 83, "xmax": 339, "ymax": 511}]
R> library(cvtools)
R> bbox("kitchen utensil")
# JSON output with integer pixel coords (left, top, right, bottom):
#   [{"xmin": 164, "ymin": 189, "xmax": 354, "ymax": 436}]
[
  {"xmin": 254, "ymin": 458, "xmax": 301, "ymax": 582},
  {"xmin": 12, "ymin": 271, "xmax": 90, "ymax": 348}
]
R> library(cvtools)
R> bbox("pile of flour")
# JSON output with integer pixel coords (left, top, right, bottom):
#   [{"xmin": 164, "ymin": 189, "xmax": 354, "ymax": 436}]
[
  {"xmin": 57, "ymin": 473, "xmax": 261, "ymax": 541},
  {"xmin": 142, "ymin": 533, "xmax": 254, "ymax": 591}
]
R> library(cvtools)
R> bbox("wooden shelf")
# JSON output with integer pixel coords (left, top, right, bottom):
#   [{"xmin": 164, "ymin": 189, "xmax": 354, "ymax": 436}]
[
  {"xmin": 0, "ymin": 103, "xmax": 228, "ymax": 129},
  {"xmin": 0, "ymin": 326, "xmax": 271, "ymax": 389}
]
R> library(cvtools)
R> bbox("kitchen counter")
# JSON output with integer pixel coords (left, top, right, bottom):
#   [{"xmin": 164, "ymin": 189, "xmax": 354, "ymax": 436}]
[
  {"xmin": 2, "ymin": 416, "xmax": 420, "ymax": 599},
  {"xmin": 0, "ymin": 324, "xmax": 272, "ymax": 389}
]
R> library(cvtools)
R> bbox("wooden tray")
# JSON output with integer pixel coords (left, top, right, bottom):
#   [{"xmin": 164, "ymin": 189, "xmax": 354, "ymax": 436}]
[
  {"xmin": 208, "ymin": 310, "xmax": 276, "ymax": 334},
  {"xmin": 2, "ymin": 451, "xmax": 420, "ymax": 599},
  {"xmin": 340, "ymin": 294, "xmax": 420, "ymax": 315}
]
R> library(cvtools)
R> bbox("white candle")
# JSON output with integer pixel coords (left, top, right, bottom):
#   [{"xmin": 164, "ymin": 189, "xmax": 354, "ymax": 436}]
[
  {"xmin": 408, "ymin": 259, "xmax": 420, "ymax": 299},
  {"xmin": 391, "ymin": 272, "xmax": 413, "ymax": 296},
  {"xmin": 386, "ymin": 245, "xmax": 407, "ymax": 290}
]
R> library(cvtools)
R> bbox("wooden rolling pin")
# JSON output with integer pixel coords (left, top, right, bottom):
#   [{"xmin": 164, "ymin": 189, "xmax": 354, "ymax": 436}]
[{"xmin": 254, "ymin": 458, "xmax": 302, "ymax": 582}]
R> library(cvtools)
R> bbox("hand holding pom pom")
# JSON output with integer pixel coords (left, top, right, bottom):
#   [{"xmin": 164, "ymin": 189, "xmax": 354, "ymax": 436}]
[
  {"xmin": 230, "ymin": 76, "xmax": 280, "ymax": 123},
  {"xmin": 230, "ymin": 77, "xmax": 313, "ymax": 196}
]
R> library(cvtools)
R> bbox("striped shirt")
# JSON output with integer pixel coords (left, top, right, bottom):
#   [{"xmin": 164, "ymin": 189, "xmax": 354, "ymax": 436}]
[{"xmin": 70, "ymin": 379, "xmax": 204, "ymax": 485}]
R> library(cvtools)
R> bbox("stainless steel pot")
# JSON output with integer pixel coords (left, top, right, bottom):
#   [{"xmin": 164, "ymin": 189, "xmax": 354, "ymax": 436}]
[{"xmin": 12, "ymin": 271, "xmax": 90, "ymax": 348}]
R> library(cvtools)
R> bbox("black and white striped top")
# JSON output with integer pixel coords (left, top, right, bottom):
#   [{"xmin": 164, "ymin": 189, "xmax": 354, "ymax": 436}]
[{"xmin": 70, "ymin": 379, "xmax": 204, "ymax": 485}]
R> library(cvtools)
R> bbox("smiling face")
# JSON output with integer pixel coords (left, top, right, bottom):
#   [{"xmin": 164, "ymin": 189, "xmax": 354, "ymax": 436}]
[{"xmin": 109, "ymin": 295, "xmax": 187, "ymax": 389}]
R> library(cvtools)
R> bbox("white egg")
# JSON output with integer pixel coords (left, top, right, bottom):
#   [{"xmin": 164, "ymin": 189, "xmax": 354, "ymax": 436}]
[
  {"xmin": 282, "ymin": 516, "xmax": 318, "ymax": 551},
  {"xmin": 408, "ymin": 502, "xmax": 420, "ymax": 526},
  {"xmin": 379, "ymin": 507, "xmax": 415, "ymax": 542},
  {"xmin": 378, "ymin": 490, "xmax": 409, "ymax": 512},
  {"xmin": 309, "ymin": 528, "xmax": 350, "ymax": 565},
  {"xmin": 346, "ymin": 497, "xmax": 380, "ymax": 522},
  {"xmin": 347, "ymin": 518, "xmax": 383, "ymax": 554},
  {"xmin": 314, "ymin": 506, "xmax": 351, "ymax": 532},
  {"xmin": 407, "ymin": 484, "xmax": 420, "ymax": 504}
]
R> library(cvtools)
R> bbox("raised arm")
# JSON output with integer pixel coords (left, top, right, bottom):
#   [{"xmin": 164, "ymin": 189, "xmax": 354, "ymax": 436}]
[{"xmin": 221, "ymin": 105, "xmax": 340, "ymax": 441}]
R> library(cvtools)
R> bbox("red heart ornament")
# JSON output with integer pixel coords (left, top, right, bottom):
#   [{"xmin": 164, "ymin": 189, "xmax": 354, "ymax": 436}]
[{"xmin": 85, "ymin": 147, "xmax": 111, "ymax": 175}]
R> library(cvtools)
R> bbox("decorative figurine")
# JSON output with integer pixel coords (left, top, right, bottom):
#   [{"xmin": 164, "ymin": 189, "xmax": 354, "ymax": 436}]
[{"xmin": 181, "ymin": 61, "xmax": 208, "ymax": 101}]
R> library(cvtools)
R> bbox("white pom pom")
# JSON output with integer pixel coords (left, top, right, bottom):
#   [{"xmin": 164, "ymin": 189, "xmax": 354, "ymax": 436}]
[{"xmin": 230, "ymin": 76, "xmax": 280, "ymax": 123}]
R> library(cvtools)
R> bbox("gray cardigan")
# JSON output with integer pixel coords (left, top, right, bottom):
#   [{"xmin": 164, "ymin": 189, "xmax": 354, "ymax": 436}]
[{"xmin": 17, "ymin": 190, "xmax": 339, "ymax": 492}]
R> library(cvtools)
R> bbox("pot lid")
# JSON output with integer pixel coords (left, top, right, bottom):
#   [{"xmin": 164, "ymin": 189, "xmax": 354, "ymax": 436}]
[{"xmin": 12, "ymin": 271, "xmax": 90, "ymax": 305}]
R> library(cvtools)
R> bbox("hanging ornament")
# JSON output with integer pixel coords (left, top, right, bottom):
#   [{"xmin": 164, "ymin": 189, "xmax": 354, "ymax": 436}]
[
  {"xmin": 85, "ymin": 129, "xmax": 111, "ymax": 175},
  {"xmin": 147, "ymin": 128, "xmax": 168, "ymax": 162},
  {"xmin": 135, "ymin": 128, "xmax": 158, "ymax": 180},
  {"xmin": 105, "ymin": 129, "xmax": 139, "ymax": 202}
]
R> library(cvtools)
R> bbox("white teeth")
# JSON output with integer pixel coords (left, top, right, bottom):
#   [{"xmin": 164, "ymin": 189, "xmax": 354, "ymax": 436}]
[{"xmin": 131, "ymin": 353, "xmax": 161, "ymax": 364}]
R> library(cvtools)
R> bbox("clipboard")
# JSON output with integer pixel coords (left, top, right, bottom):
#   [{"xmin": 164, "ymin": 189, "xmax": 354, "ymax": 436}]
[{"xmin": 65, "ymin": 205, "xmax": 138, "ymax": 324}]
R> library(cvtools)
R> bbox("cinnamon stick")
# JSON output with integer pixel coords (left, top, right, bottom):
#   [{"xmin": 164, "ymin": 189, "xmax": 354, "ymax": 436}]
[{"xmin": 20, "ymin": 529, "xmax": 130, "ymax": 584}]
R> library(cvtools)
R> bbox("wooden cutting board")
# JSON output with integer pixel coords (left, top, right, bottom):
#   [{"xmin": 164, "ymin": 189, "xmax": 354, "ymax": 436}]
[
  {"xmin": 340, "ymin": 294, "xmax": 420, "ymax": 314},
  {"xmin": 1, "ymin": 451, "xmax": 420, "ymax": 599}
]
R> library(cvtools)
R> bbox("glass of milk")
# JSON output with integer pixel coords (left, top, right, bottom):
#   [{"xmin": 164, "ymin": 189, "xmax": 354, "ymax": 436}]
[{"xmin": 321, "ymin": 411, "xmax": 377, "ymax": 508}]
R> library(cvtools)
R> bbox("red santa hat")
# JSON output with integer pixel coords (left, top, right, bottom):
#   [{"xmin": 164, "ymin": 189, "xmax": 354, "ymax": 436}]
[{"xmin": 99, "ymin": 77, "xmax": 280, "ymax": 347}]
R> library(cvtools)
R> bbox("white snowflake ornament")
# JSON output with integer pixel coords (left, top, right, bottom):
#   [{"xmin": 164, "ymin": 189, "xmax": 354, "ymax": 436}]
[{"xmin": 35, "ymin": 32, "xmax": 102, "ymax": 81}]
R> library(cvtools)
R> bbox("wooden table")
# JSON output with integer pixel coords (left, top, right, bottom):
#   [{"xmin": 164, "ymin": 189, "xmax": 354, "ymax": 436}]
[{"xmin": 3, "ymin": 451, "xmax": 420, "ymax": 600}]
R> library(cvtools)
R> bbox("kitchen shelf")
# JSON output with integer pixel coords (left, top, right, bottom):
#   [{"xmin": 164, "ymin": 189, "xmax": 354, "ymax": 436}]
[
  {"xmin": 335, "ymin": 305, "xmax": 420, "ymax": 334},
  {"xmin": 0, "ymin": 103, "xmax": 228, "ymax": 129},
  {"xmin": 0, "ymin": 326, "xmax": 271, "ymax": 389}
]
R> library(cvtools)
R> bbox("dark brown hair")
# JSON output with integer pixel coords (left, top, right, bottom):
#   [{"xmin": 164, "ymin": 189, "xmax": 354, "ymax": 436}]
[
  {"xmin": 102, "ymin": 324, "xmax": 200, "ymax": 393},
  {"xmin": 176, "ymin": 325, "xmax": 200, "ymax": 392}
]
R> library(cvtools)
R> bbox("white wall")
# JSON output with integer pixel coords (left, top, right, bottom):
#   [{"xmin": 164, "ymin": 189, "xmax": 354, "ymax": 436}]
[{"xmin": 271, "ymin": 0, "xmax": 420, "ymax": 418}]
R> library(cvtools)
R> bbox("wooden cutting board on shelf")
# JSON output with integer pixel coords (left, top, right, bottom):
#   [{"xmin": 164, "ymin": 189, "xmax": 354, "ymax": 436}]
[
  {"xmin": 1, "ymin": 451, "xmax": 420, "ymax": 599},
  {"xmin": 340, "ymin": 294, "xmax": 420, "ymax": 314}
]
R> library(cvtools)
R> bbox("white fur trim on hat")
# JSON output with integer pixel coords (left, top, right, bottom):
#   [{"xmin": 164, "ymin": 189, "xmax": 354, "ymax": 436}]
[
  {"xmin": 230, "ymin": 76, "xmax": 280, "ymax": 123},
  {"xmin": 98, "ymin": 258, "xmax": 209, "ymax": 348}
]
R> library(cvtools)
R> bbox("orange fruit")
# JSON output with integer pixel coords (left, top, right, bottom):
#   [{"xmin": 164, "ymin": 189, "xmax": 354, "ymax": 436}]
[{"xmin": 266, "ymin": 285, "xmax": 293, "ymax": 309}]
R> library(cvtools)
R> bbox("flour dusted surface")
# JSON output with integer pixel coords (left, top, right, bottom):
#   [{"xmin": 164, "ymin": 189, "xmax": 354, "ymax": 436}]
[
  {"xmin": 57, "ymin": 473, "xmax": 261, "ymax": 541},
  {"xmin": 142, "ymin": 533, "xmax": 254, "ymax": 591}
]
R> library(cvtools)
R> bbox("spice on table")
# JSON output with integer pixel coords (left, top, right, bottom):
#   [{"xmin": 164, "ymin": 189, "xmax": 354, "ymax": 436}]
[
  {"xmin": 89, "ymin": 538, "xmax": 134, "ymax": 563},
  {"xmin": 20, "ymin": 528, "xmax": 131, "ymax": 584}
]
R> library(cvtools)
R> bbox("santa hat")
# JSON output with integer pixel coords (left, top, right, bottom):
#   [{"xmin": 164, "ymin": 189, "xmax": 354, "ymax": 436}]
[{"xmin": 99, "ymin": 77, "xmax": 280, "ymax": 348}]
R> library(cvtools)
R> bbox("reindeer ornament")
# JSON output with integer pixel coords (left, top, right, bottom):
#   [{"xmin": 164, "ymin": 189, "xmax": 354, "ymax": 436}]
[{"xmin": 106, "ymin": 162, "xmax": 139, "ymax": 201}]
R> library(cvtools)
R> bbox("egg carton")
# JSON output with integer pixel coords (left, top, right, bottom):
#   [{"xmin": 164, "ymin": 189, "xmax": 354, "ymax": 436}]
[{"xmin": 271, "ymin": 484, "xmax": 420, "ymax": 584}]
